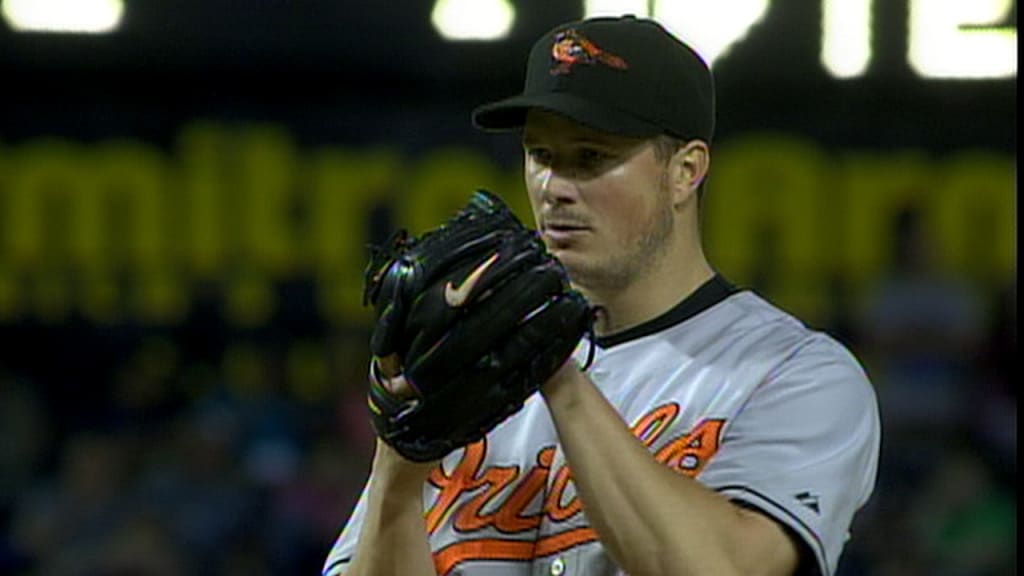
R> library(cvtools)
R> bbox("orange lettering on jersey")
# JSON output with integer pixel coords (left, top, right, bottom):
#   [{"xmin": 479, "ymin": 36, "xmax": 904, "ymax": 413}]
[
  {"xmin": 426, "ymin": 441, "xmax": 555, "ymax": 536},
  {"xmin": 426, "ymin": 439, "xmax": 489, "ymax": 534},
  {"xmin": 543, "ymin": 463, "xmax": 583, "ymax": 521},
  {"xmin": 433, "ymin": 538, "xmax": 535, "ymax": 575},
  {"xmin": 654, "ymin": 418, "xmax": 725, "ymax": 477},
  {"xmin": 630, "ymin": 402, "xmax": 681, "ymax": 447},
  {"xmin": 424, "ymin": 405, "xmax": 726, "ymax": 574},
  {"xmin": 493, "ymin": 447, "xmax": 555, "ymax": 532},
  {"xmin": 534, "ymin": 526, "xmax": 599, "ymax": 556},
  {"xmin": 452, "ymin": 464, "xmax": 519, "ymax": 532}
]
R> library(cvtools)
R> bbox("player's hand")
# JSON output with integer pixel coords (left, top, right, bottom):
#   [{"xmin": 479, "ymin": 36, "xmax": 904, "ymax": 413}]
[
  {"xmin": 368, "ymin": 357, "xmax": 442, "ymax": 477},
  {"xmin": 373, "ymin": 353, "xmax": 413, "ymax": 397}
]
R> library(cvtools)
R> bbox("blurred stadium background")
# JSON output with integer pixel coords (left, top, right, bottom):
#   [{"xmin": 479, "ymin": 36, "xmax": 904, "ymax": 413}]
[{"xmin": 0, "ymin": 1, "xmax": 1016, "ymax": 575}]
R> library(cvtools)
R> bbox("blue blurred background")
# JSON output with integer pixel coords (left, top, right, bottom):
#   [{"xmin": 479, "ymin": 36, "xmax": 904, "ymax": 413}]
[{"xmin": 0, "ymin": 1, "xmax": 1016, "ymax": 575}]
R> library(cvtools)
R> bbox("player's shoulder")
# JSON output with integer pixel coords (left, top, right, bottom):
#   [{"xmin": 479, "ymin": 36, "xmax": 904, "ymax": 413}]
[
  {"xmin": 717, "ymin": 289, "xmax": 809, "ymax": 334},
  {"xmin": 717, "ymin": 290, "xmax": 868, "ymax": 375},
  {"xmin": 723, "ymin": 290, "xmax": 875, "ymax": 401}
]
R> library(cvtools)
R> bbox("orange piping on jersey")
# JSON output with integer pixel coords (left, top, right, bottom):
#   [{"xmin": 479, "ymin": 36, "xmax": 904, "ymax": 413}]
[
  {"xmin": 432, "ymin": 538, "xmax": 534, "ymax": 575},
  {"xmin": 432, "ymin": 528, "xmax": 600, "ymax": 575},
  {"xmin": 534, "ymin": 527, "xmax": 600, "ymax": 556}
]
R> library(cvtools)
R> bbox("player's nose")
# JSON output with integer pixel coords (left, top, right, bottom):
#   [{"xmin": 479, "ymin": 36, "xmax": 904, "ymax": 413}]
[{"xmin": 538, "ymin": 166, "xmax": 580, "ymax": 205}]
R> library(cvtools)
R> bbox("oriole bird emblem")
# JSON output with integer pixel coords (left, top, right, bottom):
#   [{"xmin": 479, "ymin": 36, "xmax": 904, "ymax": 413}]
[{"xmin": 550, "ymin": 29, "xmax": 629, "ymax": 75}]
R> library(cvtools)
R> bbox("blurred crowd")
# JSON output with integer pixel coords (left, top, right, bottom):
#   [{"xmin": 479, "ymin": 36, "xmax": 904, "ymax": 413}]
[{"xmin": 0, "ymin": 207, "xmax": 1016, "ymax": 576}]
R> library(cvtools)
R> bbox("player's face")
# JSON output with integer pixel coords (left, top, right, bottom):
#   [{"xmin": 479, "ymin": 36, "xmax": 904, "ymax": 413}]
[{"xmin": 522, "ymin": 110, "xmax": 675, "ymax": 292}]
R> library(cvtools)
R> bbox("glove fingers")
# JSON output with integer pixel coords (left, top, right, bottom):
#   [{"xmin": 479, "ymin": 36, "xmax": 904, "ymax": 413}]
[
  {"xmin": 369, "ymin": 230, "xmax": 544, "ymax": 359},
  {"xmin": 404, "ymin": 260, "xmax": 567, "ymax": 386},
  {"xmin": 368, "ymin": 262, "xmax": 411, "ymax": 358},
  {"xmin": 398, "ymin": 237, "xmax": 546, "ymax": 359}
]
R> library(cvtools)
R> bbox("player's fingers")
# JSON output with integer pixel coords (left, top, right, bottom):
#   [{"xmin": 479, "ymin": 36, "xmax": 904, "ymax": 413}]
[
  {"xmin": 370, "ymin": 354, "xmax": 417, "ymax": 398},
  {"xmin": 382, "ymin": 373, "xmax": 415, "ymax": 398},
  {"xmin": 377, "ymin": 353, "xmax": 402, "ymax": 378}
]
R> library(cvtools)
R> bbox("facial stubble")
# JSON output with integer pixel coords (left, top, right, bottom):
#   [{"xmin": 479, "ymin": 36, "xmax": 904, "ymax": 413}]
[{"xmin": 564, "ymin": 173, "xmax": 676, "ymax": 293}]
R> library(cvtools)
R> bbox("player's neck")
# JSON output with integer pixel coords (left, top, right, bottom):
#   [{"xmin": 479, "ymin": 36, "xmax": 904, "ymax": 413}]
[{"xmin": 589, "ymin": 239, "xmax": 715, "ymax": 337}]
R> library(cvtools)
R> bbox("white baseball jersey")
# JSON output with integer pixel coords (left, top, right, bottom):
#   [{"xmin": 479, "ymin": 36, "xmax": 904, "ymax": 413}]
[{"xmin": 324, "ymin": 275, "xmax": 881, "ymax": 576}]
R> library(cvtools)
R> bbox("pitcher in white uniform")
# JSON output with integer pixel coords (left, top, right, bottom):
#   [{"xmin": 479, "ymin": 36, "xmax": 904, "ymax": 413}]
[{"xmin": 325, "ymin": 15, "xmax": 880, "ymax": 576}]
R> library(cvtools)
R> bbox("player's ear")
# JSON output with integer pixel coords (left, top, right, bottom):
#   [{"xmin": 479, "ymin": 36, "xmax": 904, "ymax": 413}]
[{"xmin": 667, "ymin": 140, "xmax": 710, "ymax": 206}]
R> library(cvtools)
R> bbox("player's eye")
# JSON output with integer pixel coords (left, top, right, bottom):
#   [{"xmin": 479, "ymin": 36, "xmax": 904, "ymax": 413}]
[
  {"xmin": 578, "ymin": 148, "xmax": 611, "ymax": 168},
  {"xmin": 527, "ymin": 148, "xmax": 553, "ymax": 165}
]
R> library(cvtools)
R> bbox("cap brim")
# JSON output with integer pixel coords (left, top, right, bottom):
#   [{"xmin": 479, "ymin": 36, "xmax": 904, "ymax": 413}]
[{"xmin": 471, "ymin": 92, "xmax": 664, "ymax": 137}]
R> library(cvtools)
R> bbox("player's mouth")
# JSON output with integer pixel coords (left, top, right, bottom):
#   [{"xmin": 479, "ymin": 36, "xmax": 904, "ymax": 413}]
[{"xmin": 541, "ymin": 221, "xmax": 591, "ymax": 244}]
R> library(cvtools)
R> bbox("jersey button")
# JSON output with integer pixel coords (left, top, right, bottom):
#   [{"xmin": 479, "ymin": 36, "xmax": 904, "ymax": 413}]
[{"xmin": 550, "ymin": 557, "xmax": 566, "ymax": 576}]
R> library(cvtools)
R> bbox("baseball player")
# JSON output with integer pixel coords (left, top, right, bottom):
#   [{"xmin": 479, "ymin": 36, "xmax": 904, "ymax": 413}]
[{"xmin": 325, "ymin": 15, "xmax": 880, "ymax": 576}]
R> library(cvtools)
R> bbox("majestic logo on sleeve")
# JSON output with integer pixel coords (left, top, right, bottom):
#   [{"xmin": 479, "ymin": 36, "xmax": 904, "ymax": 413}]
[
  {"xmin": 424, "ymin": 403, "xmax": 724, "ymax": 575},
  {"xmin": 794, "ymin": 491, "xmax": 821, "ymax": 514},
  {"xmin": 550, "ymin": 29, "xmax": 629, "ymax": 75}
]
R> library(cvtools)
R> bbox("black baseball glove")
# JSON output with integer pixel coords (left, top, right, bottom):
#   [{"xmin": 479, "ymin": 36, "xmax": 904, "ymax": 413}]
[{"xmin": 362, "ymin": 190, "xmax": 594, "ymax": 462}]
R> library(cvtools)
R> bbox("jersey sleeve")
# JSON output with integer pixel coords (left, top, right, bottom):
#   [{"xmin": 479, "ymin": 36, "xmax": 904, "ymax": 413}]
[
  {"xmin": 322, "ymin": 478, "xmax": 371, "ymax": 576},
  {"xmin": 696, "ymin": 334, "xmax": 881, "ymax": 576}
]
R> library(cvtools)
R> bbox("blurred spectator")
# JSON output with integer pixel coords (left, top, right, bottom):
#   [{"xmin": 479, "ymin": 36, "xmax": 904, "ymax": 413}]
[
  {"xmin": 0, "ymin": 375, "xmax": 51, "ymax": 512},
  {"xmin": 0, "ymin": 375, "xmax": 52, "ymax": 572},
  {"xmin": 109, "ymin": 337, "xmax": 185, "ymax": 430},
  {"xmin": 909, "ymin": 447, "xmax": 1016, "ymax": 576},
  {"xmin": 971, "ymin": 280, "xmax": 1017, "ymax": 481},
  {"xmin": 134, "ymin": 404, "xmax": 257, "ymax": 575},
  {"xmin": 859, "ymin": 206, "xmax": 987, "ymax": 435},
  {"xmin": 218, "ymin": 531, "xmax": 274, "ymax": 576},
  {"xmin": 850, "ymin": 204, "xmax": 1014, "ymax": 576},
  {"xmin": 266, "ymin": 439, "xmax": 367, "ymax": 573},
  {"xmin": 9, "ymin": 432, "xmax": 134, "ymax": 576},
  {"xmin": 91, "ymin": 511, "xmax": 189, "ymax": 576}
]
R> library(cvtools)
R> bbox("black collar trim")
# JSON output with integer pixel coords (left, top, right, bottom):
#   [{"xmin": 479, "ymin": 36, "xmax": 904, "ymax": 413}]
[{"xmin": 595, "ymin": 274, "xmax": 740, "ymax": 349}]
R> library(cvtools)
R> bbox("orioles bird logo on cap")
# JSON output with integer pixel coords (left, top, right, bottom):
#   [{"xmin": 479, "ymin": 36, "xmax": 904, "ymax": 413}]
[{"xmin": 550, "ymin": 29, "xmax": 628, "ymax": 75}]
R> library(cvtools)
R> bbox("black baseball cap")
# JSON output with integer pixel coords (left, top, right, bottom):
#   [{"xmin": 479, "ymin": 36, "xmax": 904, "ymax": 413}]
[{"xmin": 472, "ymin": 15, "xmax": 715, "ymax": 142}]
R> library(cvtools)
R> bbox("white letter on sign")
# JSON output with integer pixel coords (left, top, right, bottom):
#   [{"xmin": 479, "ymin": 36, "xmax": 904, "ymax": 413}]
[
  {"xmin": 908, "ymin": 0, "xmax": 1016, "ymax": 78},
  {"xmin": 821, "ymin": 0, "xmax": 874, "ymax": 78}
]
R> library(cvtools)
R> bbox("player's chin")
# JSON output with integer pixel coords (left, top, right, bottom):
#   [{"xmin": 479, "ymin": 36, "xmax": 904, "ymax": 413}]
[
  {"xmin": 545, "ymin": 247, "xmax": 589, "ymax": 277},
  {"xmin": 541, "ymin": 239, "xmax": 584, "ymax": 264}
]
